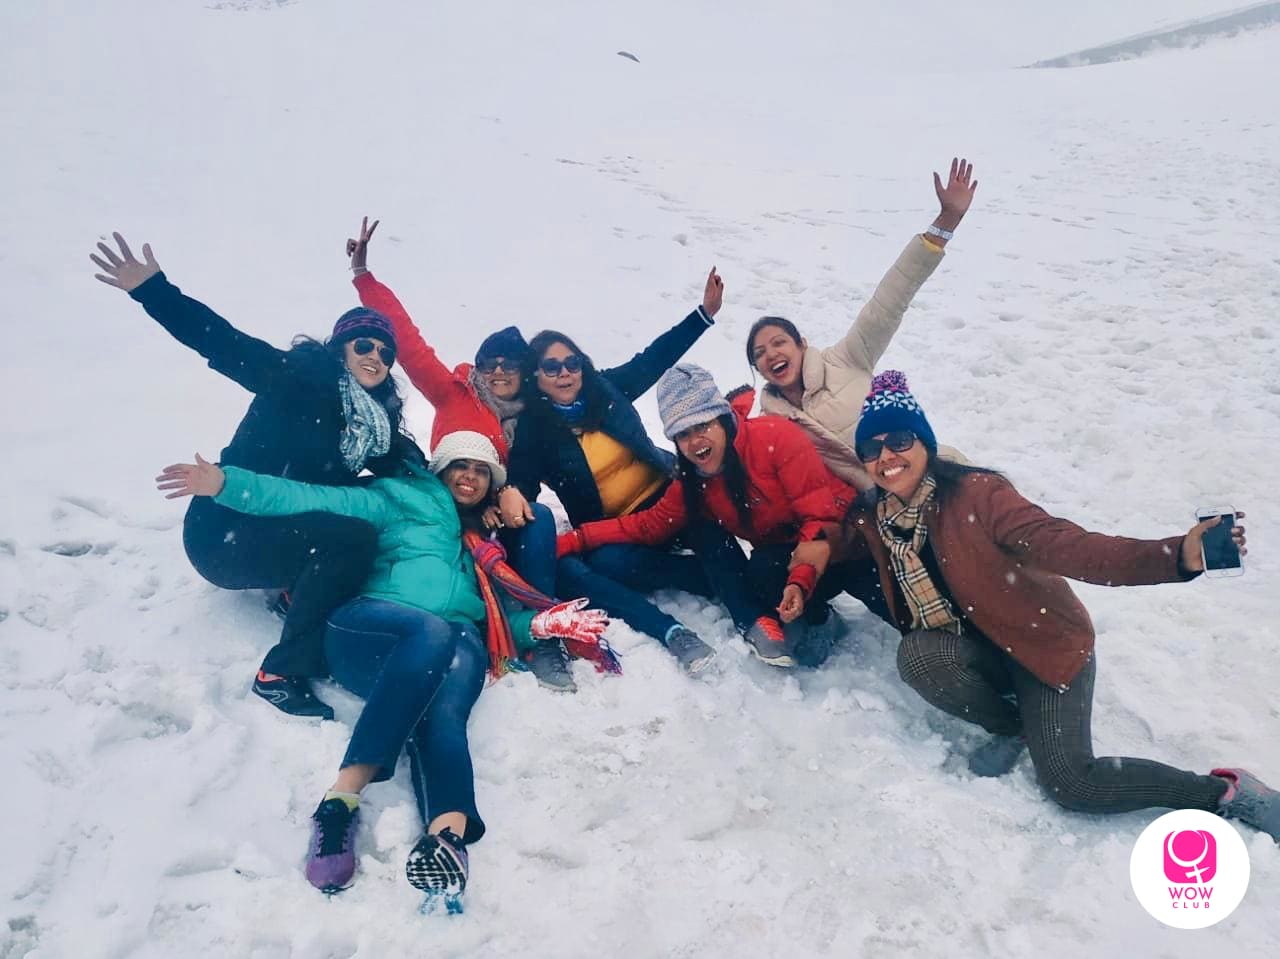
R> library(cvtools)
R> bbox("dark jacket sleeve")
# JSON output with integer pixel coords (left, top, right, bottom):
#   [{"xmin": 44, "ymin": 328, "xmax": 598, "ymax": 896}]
[
  {"xmin": 600, "ymin": 306, "xmax": 714, "ymax": 401},
  {"xmin": 129, "ymin": 272, "xmax": 328, "ymax": 395},
  {"xmin": 505, "ymin": 415, "xmax": 544, "ymax": 501},
  {"xmin": 979, "ymin": 476, "xmax": 1191, "ymax": 586}
]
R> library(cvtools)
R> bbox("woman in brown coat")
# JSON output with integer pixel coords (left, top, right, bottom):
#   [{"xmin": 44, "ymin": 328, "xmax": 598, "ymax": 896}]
[{"xmin": 789, "ymin": 370, "xmax": 1279, "ymax": 840}]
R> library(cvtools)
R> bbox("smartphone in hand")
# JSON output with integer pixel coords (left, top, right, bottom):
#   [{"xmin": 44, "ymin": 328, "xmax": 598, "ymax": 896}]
[{"xmin": 1197, "ymin": 505, "xmax": 1244, "ymax": 578}]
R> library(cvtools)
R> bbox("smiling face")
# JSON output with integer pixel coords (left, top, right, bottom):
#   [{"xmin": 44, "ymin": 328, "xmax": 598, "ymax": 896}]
[
  {"xmin": 479, "ymin": 358, "xmax": 522, "ymax": 401},
  {"xmin": 750, "ymin": 324, "xmax": 805, "ymax": 391},
  {"xmin": 343, "ymin": 337, "xmax": 392, "ymax": 389},
  {"xmin": 675, "ymin": 419, "xmax": 729, "ymax": 476},
  {"xmin": 442, "ymin": 459, "xmax": 492, "ymax": 508},
  {"xmin": 535, "ymin": 341, "xmax": 584, "ymax": 405},
  {"xmin": 863, "ymin": 433, "xmax": 928, "ymax": 500}
]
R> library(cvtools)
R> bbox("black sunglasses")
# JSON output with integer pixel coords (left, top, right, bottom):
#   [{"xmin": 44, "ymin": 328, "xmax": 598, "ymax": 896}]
[
  {"xmin": 352, "ymin": 338, "xmax": 395, "ymax": 367},
  {"xmin": 538, "ymin": 354, "xmax": 584, "ymax": 377},
  {"xmin": 476, "ymin": 356, "xmax": 520, "ymax": 374},
  {"xmin": 856, "ymin": 430, "xmax": 918, "ymax": 462}
]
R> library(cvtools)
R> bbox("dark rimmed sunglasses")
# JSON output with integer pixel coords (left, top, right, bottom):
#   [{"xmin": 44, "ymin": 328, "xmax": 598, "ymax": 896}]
[
  {"xmin": 352, "ymin": 338, "xmax": 395, "ymax": 367},
  {"xmin": 476, "ymin": 356, "xmax": 520, "ymax": 374},
  {"xmin": 856, "ymin": 430, "xmax": 917, "ymax": 462},
  {"xmin": 538, "ymin": 354, "xmax": 584, "ymax": 377}
]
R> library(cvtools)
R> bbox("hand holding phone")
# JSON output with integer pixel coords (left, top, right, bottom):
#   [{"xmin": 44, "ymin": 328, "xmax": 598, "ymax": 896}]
[{"xmin": 1183, "ymin": 507, "xmax": 1247, "ymax": 577}]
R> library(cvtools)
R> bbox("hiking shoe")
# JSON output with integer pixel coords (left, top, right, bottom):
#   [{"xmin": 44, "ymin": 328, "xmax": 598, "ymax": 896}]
[
  {"xmin": 305, "ymin": 797, "xmax": 360, "ymax": 892},
  {"xmin": 666, "ymin": 626, "xmax": 716, "ymax": 674},
  {"xmin": 1213, "ymin": 768, "xmax": 1280, "ymax": 842},
  {"xmin": 969, "ymin": 735, "xmax": 1027, "ymax": 777},
  {"xmin": 527, "ymin": 641, "xmax": 577, "ymax": 693},
  {"xmin": 406, "ymin": 828, "xmax": 469, "ymax": 894},
  {"xmin": 253, "ymin": 671, "xmax": 335, "ymax": 720},
  {"xmin": 744, "ymin": 616, "xmax": 794, "ymax": 668}
]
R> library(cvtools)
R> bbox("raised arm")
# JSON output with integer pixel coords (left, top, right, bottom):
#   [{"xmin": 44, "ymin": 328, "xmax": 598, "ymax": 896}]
[
  {"xmin": 980, "ymin": 477, "xmax": 1195, "ymax": 587},
  {"xmin": 831, "ymin": 159, "xmax": 977, "ymax": 374},
  {"xmin": 346, "ymin": 217, "xmax": 462, "ymax": 407},
  {"xmin": 601, "ymin": 267, "xmax": 721, "ymax": 401},
  {"xmin": 92, "ymin": 233, "xmax": 316, "ymax": 396}
]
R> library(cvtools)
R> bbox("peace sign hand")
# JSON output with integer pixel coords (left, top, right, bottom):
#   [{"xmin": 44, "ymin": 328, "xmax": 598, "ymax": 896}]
[
  {"xmin": 91, "ymin": 232, "xmax": 161, "ymax": 292},
  {"xmin": 346, "ymin": 216, "xmax": 379, "ymax": 272}
]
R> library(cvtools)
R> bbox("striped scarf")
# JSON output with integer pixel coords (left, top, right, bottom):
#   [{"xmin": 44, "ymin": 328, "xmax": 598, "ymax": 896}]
[
  {"xmin": 876, "ymin": 474, "xmax": 963, "ymax": 635},
  {"xmin": 337, "ymin": 370, "xmax": 392, "ymax": 473},
  {"xmin": 463, "ymin": 531, "xmax": 622, "ymax": 678}
]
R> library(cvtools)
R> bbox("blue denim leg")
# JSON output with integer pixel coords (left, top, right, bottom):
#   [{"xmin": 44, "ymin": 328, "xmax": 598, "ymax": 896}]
[
  {"xmin": 556, "ymin": 554, "xmax": 681, "ymax": 643},
  {"xmin": 404, "ymin": 625, "xmax": 488, "ymax": 843},
  {"xmin": 582, "ymin": 542, "xmax": 710, "ymax": 597},
  {"xmin": 681, "ymin": 522, "xmax": 764, "ymax": 630},
  {"xmin": 324, "ymin": 598, "xmax": 460, "ymax": 782},
  {"xmin": 505, "ymin": 503, "xmax": 559, "ymax": 597}
]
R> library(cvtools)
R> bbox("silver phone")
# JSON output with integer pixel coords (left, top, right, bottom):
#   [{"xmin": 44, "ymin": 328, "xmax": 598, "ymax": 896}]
[{"xmin": 1196, "ymin": 505, "xmax": 1244, "ymax": 579}]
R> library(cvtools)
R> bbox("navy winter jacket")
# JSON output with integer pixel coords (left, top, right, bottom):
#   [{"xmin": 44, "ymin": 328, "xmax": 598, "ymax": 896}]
[
  {"xmin": 507, "ymin": 307, "xmax": 714, "ymax": 526},
  {"xmin": 129, "ymin": 272, "xmax": 409, "ymax": 484}
]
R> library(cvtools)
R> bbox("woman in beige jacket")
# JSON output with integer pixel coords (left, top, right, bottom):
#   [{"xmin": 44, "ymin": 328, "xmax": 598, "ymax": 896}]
[{"xmin": 746, "ymin": 159, "xmax": 977, "ymax": 490}]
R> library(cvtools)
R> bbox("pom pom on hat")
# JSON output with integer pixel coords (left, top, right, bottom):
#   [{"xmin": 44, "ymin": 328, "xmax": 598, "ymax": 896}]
[
  {"xmin": 853, "ymin": 370, "xmax": 938, "ymax": 454},
  {"xmin": 429, "ymin": 431, "xmax": 507, "ymax": 489}
]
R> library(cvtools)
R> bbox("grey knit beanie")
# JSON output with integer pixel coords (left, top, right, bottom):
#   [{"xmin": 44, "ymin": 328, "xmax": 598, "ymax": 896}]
[{"xmin": 657, "ymin": 364, "xmax": 733, "ymax": 440}]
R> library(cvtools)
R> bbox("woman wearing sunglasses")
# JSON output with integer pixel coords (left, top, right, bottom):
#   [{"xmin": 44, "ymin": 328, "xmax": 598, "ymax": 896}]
[
  {"xmin": 346, "ymin": 218, "xmax": 527, "ymax": 465},
  {"xmin": 786, "ymin": 371, "xmax": 1280, "ymax": 840},
  {"xmin": 746, "ymin": 159, "xmax": 977, "ymax": 491},
  {"xmin": 555, "ymin": 364, "xmax": 877, "ymax": 670},
  {"xmin": 498, "ymin": 271, "xmax": 726, "ymax": 674},
  {"xmin": 155, "ymin": 430, "xmax": 612, "ymax": 899},
  {"xmin": 91, "ymin": 233, "xmax": 420, "ymax": 720}
]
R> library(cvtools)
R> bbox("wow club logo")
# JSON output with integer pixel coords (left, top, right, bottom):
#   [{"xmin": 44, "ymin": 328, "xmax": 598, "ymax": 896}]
[{"xmin": 1130, "ymin": 809, "xmax": 1250, "ymax": 929}]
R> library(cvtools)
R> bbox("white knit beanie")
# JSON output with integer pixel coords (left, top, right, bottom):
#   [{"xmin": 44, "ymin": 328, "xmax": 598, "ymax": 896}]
[
  {"xmin": 428, "ymin": 431, "xmax": 507, "ymax": 488},
  {"xmin": 656, "ymin": 364, "xmax": 732, "ymax": 440}
]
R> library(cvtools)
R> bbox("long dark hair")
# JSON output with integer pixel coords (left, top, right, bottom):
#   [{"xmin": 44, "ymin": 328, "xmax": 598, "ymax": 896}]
[
  {"xmin": 293, "ymin": 336, "xmax": 423, "ymax": 472},
  {"xmin": 521, "ymin": 329, "xmax": 609, "ymax": 432},
  {"xmin": 745, "ymin": 316, "xmax": 803, "ymax": 372},
  {"xmin": 676, "ymin": 414, "xmax": 754, "ymax": 532}
]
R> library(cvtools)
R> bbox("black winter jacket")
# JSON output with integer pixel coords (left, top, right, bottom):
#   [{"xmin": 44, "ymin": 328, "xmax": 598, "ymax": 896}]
[
  {"xmin": 507, "ymin": 306, "xmax": 714, "ymax": 526},
  {"xmin": 130, "ymin": 273, "xmax": 411, "ymax": 484}
]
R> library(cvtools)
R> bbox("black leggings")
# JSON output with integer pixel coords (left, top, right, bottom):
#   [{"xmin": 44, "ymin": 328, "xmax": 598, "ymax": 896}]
[
  {"xmin": 183, "ymin": 497, "xmax": 378, "ymax": 678},
  {"xmin": 896, "ymin": 630, "xmax": 1227, "ymax": 814}
]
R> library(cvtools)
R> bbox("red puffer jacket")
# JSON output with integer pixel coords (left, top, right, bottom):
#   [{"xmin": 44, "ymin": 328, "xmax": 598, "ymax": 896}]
[
  {"xmin": 559, "ymin": 389, "xmax": 855, "ymax": 554},
  {"xmin": 353, "ymin": 271, "xmax": 509, "ymax": 460}
]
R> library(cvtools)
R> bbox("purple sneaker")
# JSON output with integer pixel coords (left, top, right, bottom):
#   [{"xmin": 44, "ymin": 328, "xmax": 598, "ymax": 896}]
[
  {"xmin": 1213, "ymin": 768, "xmax": 1280, "ymax": 842},
  {"xmin": 305, "ymin": 797, "xmax": 360, "ymax": 892}
]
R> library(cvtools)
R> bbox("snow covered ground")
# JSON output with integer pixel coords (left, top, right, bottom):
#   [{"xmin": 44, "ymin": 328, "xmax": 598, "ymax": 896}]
[{"xmin": 3, "ymin": 1, "xmax": 1279, "ymax": 956}]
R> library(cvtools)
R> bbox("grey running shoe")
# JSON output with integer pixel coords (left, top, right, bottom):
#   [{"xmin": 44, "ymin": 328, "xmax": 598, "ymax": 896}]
[
  {"xmin": 1214, "ymin": 768, "xmax": 1280, "ymax": 842},
  {"xmin": 666, "ymin": 626, "xmax": 716, "ymax": 674},
  {"xmin": 743, "ymin": 617, "xmax": 794, "ymax": 668},
  {"xmin": 969, "ymin": 735, "xmax": 1027, "ymax": 777},
  {"xmin": 527, "ymin": 641, "xmax": 577, "ymax": 693}
]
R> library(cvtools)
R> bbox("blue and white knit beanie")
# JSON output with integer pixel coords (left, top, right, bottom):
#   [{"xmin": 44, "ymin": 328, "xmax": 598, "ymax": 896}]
[
  {"xmin": 854, "ymin": 370, "xmax": 938, "ymax": 453},
  {"xmin": 330, "ymin": 307, "xmax": 397, "ymax": 350},
  {"xmin": 429, "ymin": 430, "xmax": 508, "ymax": 489},
  {"xmin": 656, "ymin": 364, "xmax": 733, "ymax": 440}
]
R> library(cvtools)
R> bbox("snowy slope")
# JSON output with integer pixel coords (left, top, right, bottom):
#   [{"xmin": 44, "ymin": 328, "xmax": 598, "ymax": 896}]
[{"xmin": 2, "ymin": 1, "xmax": 1279, "ymax": 956}]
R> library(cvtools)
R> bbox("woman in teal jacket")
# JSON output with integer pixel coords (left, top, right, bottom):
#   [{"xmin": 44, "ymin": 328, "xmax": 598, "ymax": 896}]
[{"xmin": 157, "ymin": 431, "xmax": 608, "ymax": 902}]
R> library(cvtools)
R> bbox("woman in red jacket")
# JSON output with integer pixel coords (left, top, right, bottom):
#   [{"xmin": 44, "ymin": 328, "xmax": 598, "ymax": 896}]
[
  {"xmin": 791, "ymin": 371, "xmax": 1279, "ymax": 839},
  {"xmin": 346, "ymin": 218, "xmax": 526, "ymax": 467},
  {"xmin": 557, "ymin": 364, "xmax": 878, "ymax": 669}
]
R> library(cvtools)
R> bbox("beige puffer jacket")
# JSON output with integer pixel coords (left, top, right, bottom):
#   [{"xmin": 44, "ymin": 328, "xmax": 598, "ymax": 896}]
[{"xmin": 759, "ymin": 235, "xmax": 960, "ymax": 490}]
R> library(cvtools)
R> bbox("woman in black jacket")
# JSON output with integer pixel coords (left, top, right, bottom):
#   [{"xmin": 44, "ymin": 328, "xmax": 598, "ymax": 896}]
[
  {"xmin": 92, "ymin": 232, "xmax": 423, "ymax": 719},
  {"xmin": 497, "ymin": 269, "xmax": 725, "ymax": 678}
]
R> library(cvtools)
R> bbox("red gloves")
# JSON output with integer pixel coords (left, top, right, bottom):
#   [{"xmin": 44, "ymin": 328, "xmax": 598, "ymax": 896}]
[
  {"xmin": 556, "ymin": 529, "xmax": 587, "ymax": 559},
  {"xmin": 530, "ymin": 598, "xmax": 609, "ymax": 643}
]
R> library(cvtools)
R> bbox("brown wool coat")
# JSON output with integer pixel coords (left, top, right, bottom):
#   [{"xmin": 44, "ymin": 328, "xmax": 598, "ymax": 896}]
[{"xmin": 823, "ymin": 473, "xmax": 1195, "ymax": 688}]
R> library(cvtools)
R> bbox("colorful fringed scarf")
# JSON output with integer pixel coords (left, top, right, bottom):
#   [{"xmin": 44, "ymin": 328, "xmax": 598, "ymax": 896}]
[{"xmin": 462, "ymin": 531, "xmax": 622, "ymax": 678}]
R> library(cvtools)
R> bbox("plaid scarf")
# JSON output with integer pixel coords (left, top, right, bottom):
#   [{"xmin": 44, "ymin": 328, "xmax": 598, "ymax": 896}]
[
  {"xmin": 876, "ymin": 474, "xmax": 963, "ymax": 635},
  {"xmin": 463, "ymin": 531, "xmax": 622, "ymax": 678},
  {"xmin": 337, "ymin": 370, "xmax": 392, "ymax": 473}
]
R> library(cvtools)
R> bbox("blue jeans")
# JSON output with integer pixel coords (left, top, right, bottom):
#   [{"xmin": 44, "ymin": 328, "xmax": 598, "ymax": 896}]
[
  {"xmin": 325, "ymin": 598, "xmax": 488, "ymax": 843},
  {"xmin": 509, "ymin": 504, "xmax": 712, "ymax": 643}
]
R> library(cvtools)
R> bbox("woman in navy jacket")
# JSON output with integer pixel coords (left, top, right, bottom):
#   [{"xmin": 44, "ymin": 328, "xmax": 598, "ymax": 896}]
[
  {"xmin": 498, "ymin": 269, "xmax": 725, "ymax": 678},
  {"xmin": 92, "ymin": 233, "xmax": 423, "ymax": 719}
]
